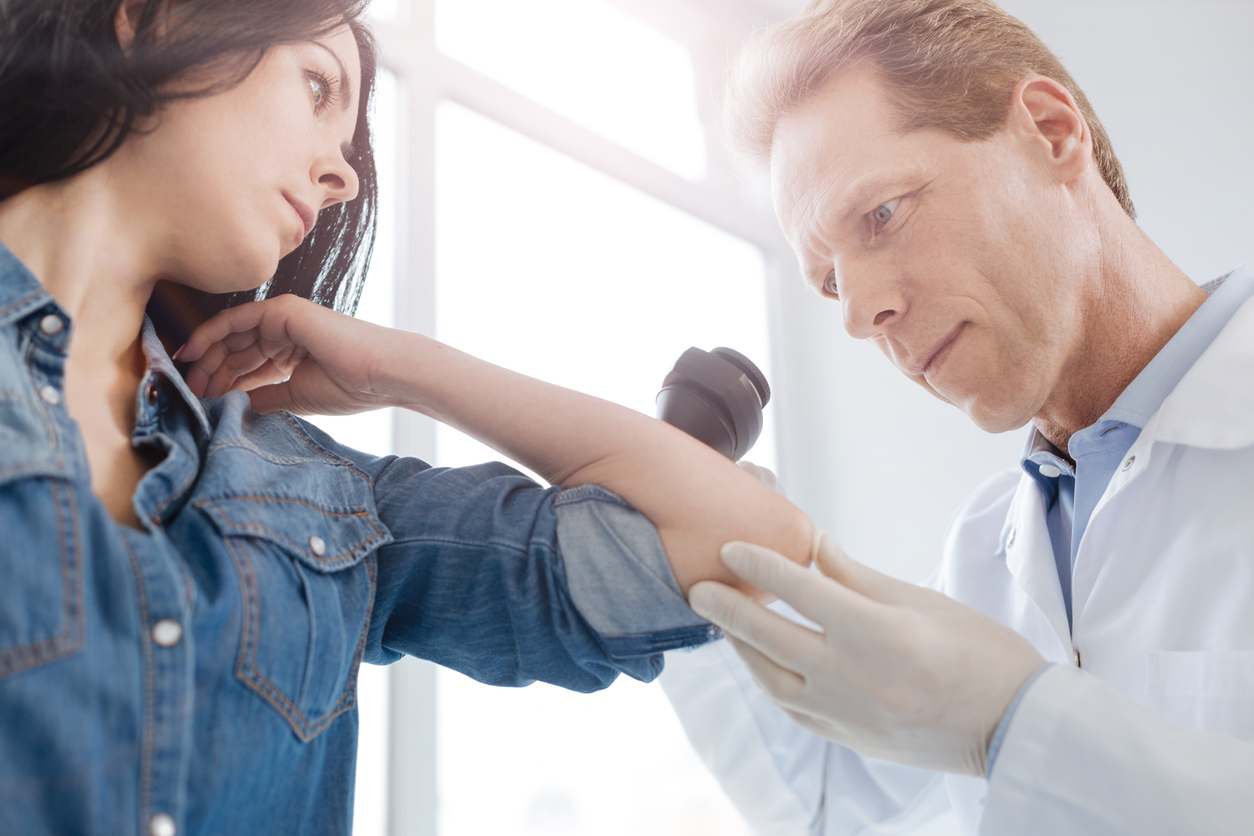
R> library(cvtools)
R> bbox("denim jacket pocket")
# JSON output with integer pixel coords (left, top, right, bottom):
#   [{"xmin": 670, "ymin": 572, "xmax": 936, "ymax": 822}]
[
  {"xmin": 0, "ymin": 477, "xmax": 85, "ymax": 681},
  {"xmin": 196, "ymin": 493, "xmax": 391, "ymax": 741},
  {"xmin": 0, "ymin": 395, "xmax": 85, "ymax": 681}
]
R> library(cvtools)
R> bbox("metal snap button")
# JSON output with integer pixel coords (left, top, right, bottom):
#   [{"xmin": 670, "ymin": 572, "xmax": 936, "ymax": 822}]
[
  {"xmin": 39, "ymin": 385, "xmax": 62, "ymax": 406},
  {"xmin": 149, "ymin": 813, "xmax": 177, "ymax": 836},
  {"xmin": 146, "ymin": 380, "xmax": 161, "ymax": 406},
  {"xmin": 309, "ymin": 535, "xmax": 326, "ymax": 557},
  {"xmin": 1121, "ymin": 456, "xmax": 1135, "ymax": 472},
  {"xmin": 39, "ymin": 314, "xmax": 64, "ymax": 336},
  {"xmin": 151, "ymin": 619, "xmax": 183, "ymax": 648}
]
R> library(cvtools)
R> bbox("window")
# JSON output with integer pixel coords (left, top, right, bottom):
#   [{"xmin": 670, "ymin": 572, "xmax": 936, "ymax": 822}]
[
  {"xmin": 433, "ymin": 101, "xmax": 767, "ymax": 836},
  {"xmin": 353, "ymin": 2, "xmax": 793, "ymax": 834}
]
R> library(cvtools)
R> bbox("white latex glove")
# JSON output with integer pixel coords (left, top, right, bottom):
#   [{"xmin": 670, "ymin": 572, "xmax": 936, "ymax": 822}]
[
  {"xmin": 687, "ymin": 531, "xmax": 1045, "ymax": 777},
  {"xmin": 736, "ymin": 460, "xmax": 788, "ymax": 499}
]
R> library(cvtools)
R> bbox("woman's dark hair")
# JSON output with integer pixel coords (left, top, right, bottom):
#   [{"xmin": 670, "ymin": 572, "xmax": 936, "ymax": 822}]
[{"xmin": 0, "ymin": 0, "xmax": 379, "ymax": 347}]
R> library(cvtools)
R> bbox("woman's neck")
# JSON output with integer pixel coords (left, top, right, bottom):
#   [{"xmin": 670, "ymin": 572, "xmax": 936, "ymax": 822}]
[{"xmin": 0, "ymin": 164, "xmax": 158, "ymax": 366}]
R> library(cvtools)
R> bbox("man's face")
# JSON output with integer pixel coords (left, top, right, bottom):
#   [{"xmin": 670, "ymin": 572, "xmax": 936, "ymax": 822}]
[{"xmin": 771, "ymin": 67, "xmax": 1092, "ymax": 432}]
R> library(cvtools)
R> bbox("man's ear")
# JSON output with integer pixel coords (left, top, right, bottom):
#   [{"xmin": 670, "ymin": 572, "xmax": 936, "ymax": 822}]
[
  {"xmin": 114, "ymin": 0, "xmax": 147, "ymax": 53},
  {"xmin": 1008, "ymin": 75, "xmax": 1092, "ymax": 185}
]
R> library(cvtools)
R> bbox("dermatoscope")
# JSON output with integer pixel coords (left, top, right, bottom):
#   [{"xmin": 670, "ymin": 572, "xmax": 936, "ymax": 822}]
[{"xmin": 655, "ymin": 347, "xmax": 770, "ymax": 461}]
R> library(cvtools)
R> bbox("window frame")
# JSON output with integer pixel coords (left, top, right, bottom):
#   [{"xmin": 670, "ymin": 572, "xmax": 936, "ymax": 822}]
[{"xmin": 367, "ymin": 3, "xmax": 803, "ymax": 833}]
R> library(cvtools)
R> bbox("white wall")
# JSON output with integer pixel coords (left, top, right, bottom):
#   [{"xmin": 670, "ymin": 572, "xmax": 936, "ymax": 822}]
[{"xmin": 769, "ymin": 0, "xmax": 1254, "ymax": 583}]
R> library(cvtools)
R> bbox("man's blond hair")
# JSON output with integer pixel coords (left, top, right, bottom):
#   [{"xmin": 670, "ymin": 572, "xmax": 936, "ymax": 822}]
[{"xmin": 726, "ymin": 0, "xmax": 1135, "ymax": 218}]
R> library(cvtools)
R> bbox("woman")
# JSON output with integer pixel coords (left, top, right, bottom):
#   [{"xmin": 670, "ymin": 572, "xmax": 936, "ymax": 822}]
[{"xmin": 0, "ymin": 1, "xmax": 812, "ymax": 834}]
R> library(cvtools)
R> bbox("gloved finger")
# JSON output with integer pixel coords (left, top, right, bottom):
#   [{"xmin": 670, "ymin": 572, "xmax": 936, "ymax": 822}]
[
  {"xmin": 720, "ymin": 540, "xmax": 877, "ymax": 629},
  {"xmin": 688, "ymin": 581, "xmax": 824, "ymax": 673},
  {"xmin": 737, "ymin": 461, "xmax": 787, "ymax": 499},
  {"xmin": 812, "ymin": 531, "xmax": 923, "ymax": 608},
  {"xmin": 725, "ymin": 635, "xmax": 807, "ymax": 705}
]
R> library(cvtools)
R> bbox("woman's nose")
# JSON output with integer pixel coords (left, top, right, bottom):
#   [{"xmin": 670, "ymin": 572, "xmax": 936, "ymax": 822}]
[{"xmin": 314, "ymin": 147, "xmax": 360, "ymax": 208}]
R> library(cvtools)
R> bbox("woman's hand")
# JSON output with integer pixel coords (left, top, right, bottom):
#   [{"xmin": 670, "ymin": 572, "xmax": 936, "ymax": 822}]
[{"xmin": 177, "ymin": 294, "xmax": 395, "ymax": 415}]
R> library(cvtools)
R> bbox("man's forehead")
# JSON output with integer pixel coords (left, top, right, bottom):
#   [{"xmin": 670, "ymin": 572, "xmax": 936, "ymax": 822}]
[
  {"xmin": 768, "ymin": 68, "xmax": 945, "ymax": 248},
  {"xmin": 769, "ymin": 69, "xmax": 900, "ymax": 219}
]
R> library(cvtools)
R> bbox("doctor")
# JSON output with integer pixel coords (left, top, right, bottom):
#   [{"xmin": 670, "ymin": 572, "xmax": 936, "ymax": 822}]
[{"xmin": 662, "ymin": 0, "xmax": 1254, "ymax": 833}]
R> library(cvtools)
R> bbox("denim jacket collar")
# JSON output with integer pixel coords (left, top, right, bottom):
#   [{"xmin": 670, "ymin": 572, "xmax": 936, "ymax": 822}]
[
  {"xmin": 0, "ymin": 239, "xmax": 60, "ymax": 330},
  {"xmin": 0, "ymin": 238, "xmax": 213, "ymax": 444}
]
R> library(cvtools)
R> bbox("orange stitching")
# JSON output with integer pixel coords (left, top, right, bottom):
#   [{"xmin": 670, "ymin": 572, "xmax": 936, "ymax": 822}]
[
  {"xmin": 276, "ymin": 412, "xmax": 373, "ymax": 483},
  {"xmin": 228, "ymin": 538, "xmax": 378, "ymax": 741},
  {"xmin": 120, "ymin": 533, "xmax": 155, "ymax": 831},
  {"xmin": 0, "ymin": 481, "xmax": 85, "ymax": 678},
  {"xmin": 0, "ymin": 287, "xmax": 44, "ymax": 319},
  {"xmin": 193, "ymin": 496, "xmax": 386, "ymax": 564}
]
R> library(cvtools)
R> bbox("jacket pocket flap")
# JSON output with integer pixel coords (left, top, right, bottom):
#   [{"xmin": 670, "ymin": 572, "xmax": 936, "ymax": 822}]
[{"xmin": 196, "ymin": 494, "xmax": 392, "ymax": 572}]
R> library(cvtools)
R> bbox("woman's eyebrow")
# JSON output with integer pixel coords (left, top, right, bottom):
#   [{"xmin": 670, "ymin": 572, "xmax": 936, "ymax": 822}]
[{"xmin": 311, "ymin": 41, "xmax": 355, "ymax": 114}]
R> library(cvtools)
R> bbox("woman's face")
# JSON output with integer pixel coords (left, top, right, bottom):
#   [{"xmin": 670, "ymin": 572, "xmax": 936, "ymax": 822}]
[{"xmin": 114, "ymin": 25, "xmax": 363, "ymax": 294}]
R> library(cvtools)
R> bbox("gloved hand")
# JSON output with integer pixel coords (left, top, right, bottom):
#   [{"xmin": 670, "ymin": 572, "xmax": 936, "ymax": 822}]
[
  {"xmin": 736, "ymin": 461, "xmax": 788, "ymax": 499},
  {"xmin": 687, "ymin": 531, "xmax": 1045, "ymax": 777}
]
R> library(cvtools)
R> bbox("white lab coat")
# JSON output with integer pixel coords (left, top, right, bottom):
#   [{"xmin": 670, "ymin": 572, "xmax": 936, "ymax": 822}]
[{"xmin": 661, "ymin": 295, "xmax": 1254, "ymax": 835}]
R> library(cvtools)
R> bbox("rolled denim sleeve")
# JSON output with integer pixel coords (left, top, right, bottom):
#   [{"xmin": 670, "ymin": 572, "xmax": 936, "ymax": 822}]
[
  {"xmin": 553, "ymin": 484, "xmax": 719, "ymax": 659},
  {"xmin": 292, "ymin": 421, "xmax": 717, "ymax": 693}
]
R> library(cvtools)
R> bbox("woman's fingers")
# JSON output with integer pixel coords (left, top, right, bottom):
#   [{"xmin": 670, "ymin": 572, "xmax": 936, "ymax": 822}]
[{"xmin": 179, "ymin": 301, "xmax": 270, "ymax": 363}]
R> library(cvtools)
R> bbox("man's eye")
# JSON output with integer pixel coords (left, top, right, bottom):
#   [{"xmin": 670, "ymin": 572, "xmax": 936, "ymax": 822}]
[
  {"xmin": 872, "ymin": 197, "xmax": 901, "ymax": 227},
  {"xmin": 824, "ymin": 272, "xmax": 839, "ymax": 298}
]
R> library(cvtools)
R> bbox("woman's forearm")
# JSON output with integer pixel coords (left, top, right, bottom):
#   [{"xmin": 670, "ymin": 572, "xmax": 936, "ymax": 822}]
[{"xmin": 387, "ymin": 332, "xmax": 813, "ymax": 593}]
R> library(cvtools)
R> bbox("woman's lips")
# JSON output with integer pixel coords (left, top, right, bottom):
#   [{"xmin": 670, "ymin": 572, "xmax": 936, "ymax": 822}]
[{"xmin": 284, "ymin": 194, "xmax": 316, "ymax": 240}]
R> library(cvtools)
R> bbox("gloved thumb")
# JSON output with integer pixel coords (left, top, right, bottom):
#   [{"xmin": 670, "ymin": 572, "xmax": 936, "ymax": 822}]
[
  {"xmin": 737, "ymin": 461, "xmax": 788, "ymax": 499},
  {"xmin": 812, "ymin": 530, "xmax": 918, "ymax": 607}
]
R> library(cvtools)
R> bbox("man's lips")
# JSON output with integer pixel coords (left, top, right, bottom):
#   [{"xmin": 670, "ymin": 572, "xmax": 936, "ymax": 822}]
[
  {"xmin": 284, "ymin": 193, "xmax": 316, "ymax": 239},
  {"xmin": 904, "ymin": 323, "xmax": 966, "ymax": 377}
]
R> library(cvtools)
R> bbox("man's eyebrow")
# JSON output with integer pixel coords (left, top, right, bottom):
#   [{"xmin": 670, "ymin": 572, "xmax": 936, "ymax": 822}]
[
  {"xmin": 836, "ymin": 174, "xmax": 903, "ymax": 222},
  {"xmin": 311, "ymin": 41, "xmax": 356, "ymax": 114}
]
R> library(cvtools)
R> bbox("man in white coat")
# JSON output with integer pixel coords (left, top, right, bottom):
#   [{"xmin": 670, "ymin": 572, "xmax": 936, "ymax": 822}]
[{"xmin": 662, "ymin": 0, "xmax": 1254, "ymax": 833}]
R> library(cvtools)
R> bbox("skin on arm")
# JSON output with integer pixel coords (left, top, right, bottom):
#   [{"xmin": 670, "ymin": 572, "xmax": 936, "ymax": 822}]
[{"xmin": 177, "ymin": 294, "xmax": 814, "ymax": 593}]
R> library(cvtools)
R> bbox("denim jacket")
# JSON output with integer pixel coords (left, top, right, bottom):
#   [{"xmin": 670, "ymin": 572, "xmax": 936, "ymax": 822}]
[{"xmin": 0, "ymin": 241, "xmax": 714, "ymax": 836}]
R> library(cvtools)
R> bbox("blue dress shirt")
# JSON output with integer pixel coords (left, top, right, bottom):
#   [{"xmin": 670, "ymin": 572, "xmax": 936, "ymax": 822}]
[{"xmin": 988, "ymin": 265, "xmax": 1254, "ymax": 777}]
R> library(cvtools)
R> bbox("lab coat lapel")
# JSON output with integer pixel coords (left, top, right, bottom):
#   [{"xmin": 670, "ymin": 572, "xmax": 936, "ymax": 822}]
[
  {"xmin": 1003, "ymin": 474, "xmax": 1072, "ymax": 656},
  {"xmin": 1072, "ymin": 286, "xmax": 1254, "ymax": 624},
  {"xmin": 1152, "ymin": 287, "xmax": 1254, "ymax": 450}
]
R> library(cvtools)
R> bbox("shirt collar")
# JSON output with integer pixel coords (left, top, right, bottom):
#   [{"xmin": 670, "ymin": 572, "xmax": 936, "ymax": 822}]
[
  {"xmin": 140, "ymin": 315, "xmax": 213, "ymax": 441},
  {"xmin": 0, "ymin": 238, "xmax": 59, "ymax": 329},
  {"xmin": 1099, "ymin": 266, "xmax": 1254, "ymax": 428},
  {"xmin": 0, "ymin": 238, "xmax": 213, "ymax": 442}
]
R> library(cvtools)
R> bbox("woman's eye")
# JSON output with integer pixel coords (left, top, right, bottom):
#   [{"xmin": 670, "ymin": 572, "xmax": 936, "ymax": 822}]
[
  {"xmin": 872, "ymin": 197, "xmax": 901, "ymax": 228},
  {"xmin": 824, "ymin": 272, "xmax": 839, "ymax": 298},
  {"xmin": 307, "ymin": 72, "xmax": 332, "ymax": 112}
]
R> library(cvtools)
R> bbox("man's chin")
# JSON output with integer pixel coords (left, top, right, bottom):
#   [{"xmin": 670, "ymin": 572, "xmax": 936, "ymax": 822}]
[{"xmin": 961, "ymin": 395, "xmax": 1035, "ymax": 434}]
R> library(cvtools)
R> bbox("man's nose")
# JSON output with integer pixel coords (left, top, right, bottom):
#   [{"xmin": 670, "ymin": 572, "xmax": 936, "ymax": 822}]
[{"xmin": 840, "ymin": 269, "xmax": 907, "ymax": 339}]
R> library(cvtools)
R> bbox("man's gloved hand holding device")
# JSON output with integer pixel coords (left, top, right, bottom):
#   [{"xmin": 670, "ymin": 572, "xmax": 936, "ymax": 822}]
[{"xmin": 657, "ymin": 347, "xmax": 1046, "ymax": 779}]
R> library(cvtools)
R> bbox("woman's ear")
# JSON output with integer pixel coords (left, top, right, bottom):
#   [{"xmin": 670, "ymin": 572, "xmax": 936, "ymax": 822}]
[{"xmin": 114, "ymin": 0, "xmax": 147, "ymax": 53}]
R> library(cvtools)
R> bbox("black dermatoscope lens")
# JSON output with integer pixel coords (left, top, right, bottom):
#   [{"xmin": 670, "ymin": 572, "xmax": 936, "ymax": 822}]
[{"xmin": 655, "ymin": 347, "xmax": 771, "ymax": 461}]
